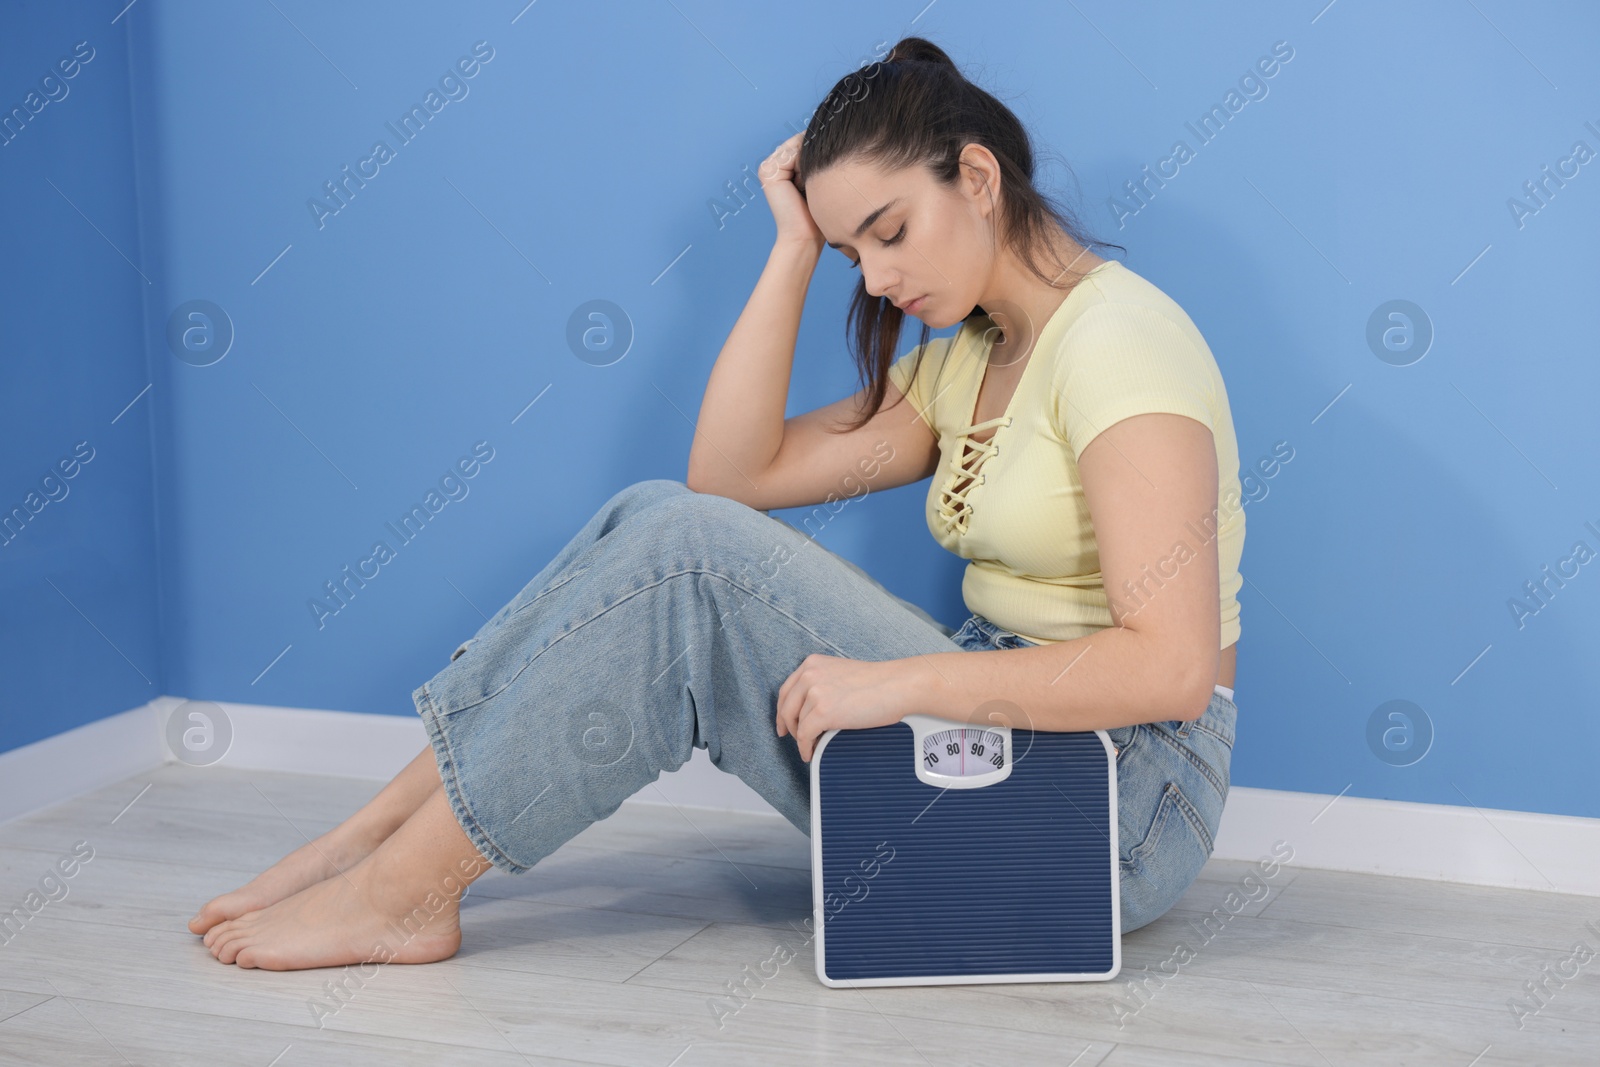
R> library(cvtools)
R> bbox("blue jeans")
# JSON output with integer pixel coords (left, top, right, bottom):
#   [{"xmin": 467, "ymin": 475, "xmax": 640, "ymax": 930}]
[{"xmin": 413, "ymin": 478, "xmax": 1236, "ymax": 935}]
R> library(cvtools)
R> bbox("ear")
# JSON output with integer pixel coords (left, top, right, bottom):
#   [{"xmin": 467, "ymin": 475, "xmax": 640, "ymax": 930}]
[{"xmin": 957, "ymin": 142, "xmax": 1001, "ymax": 215}]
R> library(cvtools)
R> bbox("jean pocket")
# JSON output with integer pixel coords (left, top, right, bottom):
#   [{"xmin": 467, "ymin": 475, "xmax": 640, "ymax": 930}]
[
  {"xmin": 1153, "ymin": 699, "xmax": 1234, "ymax": 797},
  {"xmin": 1124, "ymin": 779, "xmax": 1215, "ymax": 876}
]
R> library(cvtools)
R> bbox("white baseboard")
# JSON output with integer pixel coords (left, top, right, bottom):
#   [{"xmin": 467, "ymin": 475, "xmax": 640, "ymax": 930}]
[
  {"xmin": 3, "ymin": 699, "xmax": 1597, "ymax": 897},
  {"xmin": 0, "ymin": 696, "xmax": 775, "ymax": 829},
  {"xmin": 0, "ymin": 700, "xmax": 167, "ymax": 826},
  {"xmin": 1212, "ymin": 785, "xmax": 1600, "ymax": 896},
  {"xmin": 201, "ymin": 700, "xmax": 433, "ymax": 780}
]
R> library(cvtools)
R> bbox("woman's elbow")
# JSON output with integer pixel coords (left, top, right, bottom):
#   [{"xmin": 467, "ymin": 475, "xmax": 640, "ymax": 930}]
[{"xmin": 1170, "ymin": 647, "xmax": 1221, "ymax": 721}]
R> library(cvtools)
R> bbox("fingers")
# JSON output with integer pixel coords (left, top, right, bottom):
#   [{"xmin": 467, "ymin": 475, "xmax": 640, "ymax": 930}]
[
  {"xmin": 773, "ymin": 130, "xmax": 802, "ymax": 168},
  {"xmin": 785, "ymin": 683, "xmax": 815, "ymax": 761},
  {"xmin": 759, "ymin": 131, "xmax": 804, "ymax": 185},
  {"xmin": 795, "ymin": 695, "xmax": 824, "ymax": 762},
  {"xmin": 775, "ymin": 655, "xmax": 836, "ymax": 760},
  {"xmin": 775, "ymin": 652, "xmax": 814, "ymax": 740},
  {"xmin": 776, "ymin": 673, "xmax": 809, "ymax": 753}
]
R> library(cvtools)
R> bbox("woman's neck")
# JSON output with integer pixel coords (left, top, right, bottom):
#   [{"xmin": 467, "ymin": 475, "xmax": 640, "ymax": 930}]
[{"xmin": 977, "ymin": 237, "xmax": 1106, "ymax": 366}]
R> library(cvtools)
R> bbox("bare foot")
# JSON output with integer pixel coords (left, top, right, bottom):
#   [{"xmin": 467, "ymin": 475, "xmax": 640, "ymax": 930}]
[
  {"xmin": 188, "ymin": 830, "xmax": 377, "ymax": 936},
  {"xmin": 201, "ymin": 860, "xmax": 461, "ymax": 971}
]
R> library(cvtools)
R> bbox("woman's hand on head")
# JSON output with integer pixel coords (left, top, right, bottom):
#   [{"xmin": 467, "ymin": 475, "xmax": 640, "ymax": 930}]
[
  {"xmin": 759, "ymin": 132, "xmax": 824, "ymax": 250},
  {"xmin": 775, "ymin": 653, "xmax": 912, "ymax": 762}
]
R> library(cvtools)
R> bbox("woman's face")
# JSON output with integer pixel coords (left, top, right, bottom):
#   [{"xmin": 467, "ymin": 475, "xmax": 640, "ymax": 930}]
[{"xmin": 803, "ymin": 149, "xmax": 998, "ymax": 330}]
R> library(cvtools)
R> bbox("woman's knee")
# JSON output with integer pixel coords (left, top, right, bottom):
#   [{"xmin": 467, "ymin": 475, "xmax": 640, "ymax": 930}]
[
  {"xmin": 612, "ymin": 492, "xmax": 796, "ymax": 593},
  {"xmin": 636, "ymin": 485, "xmax": 781, "ymax": 548},
  {"xmin": 605, "ymin": 478, "xmax": 693, "ymax": 515},
  {"xmin": 604, "ymin": 479, "xmax": 774, "ymax": 530}
]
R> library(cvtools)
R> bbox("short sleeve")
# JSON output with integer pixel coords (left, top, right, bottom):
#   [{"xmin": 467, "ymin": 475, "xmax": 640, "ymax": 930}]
[
  {"xmin": 887, "ymin": 336, "xmax": 953, "ymax": 432},
  {"xmin": 1050, "ymin": 303, "xmax": 1216, "ymax": 461},
  {"xmin": 887, "ymin": 345, "xmax": 923, "ymax": 409}
]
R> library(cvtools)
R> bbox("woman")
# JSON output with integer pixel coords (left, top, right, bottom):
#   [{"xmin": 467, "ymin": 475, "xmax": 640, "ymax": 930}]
[{"xmin": 190, "ymin": 36, "xmax": 1242, "ymax": 971}]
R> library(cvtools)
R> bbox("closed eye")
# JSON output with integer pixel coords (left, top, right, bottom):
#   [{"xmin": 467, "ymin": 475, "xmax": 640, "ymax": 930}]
[{"xmin": 847, "ymin": 223, "xmax": 907, "ymax": 270}]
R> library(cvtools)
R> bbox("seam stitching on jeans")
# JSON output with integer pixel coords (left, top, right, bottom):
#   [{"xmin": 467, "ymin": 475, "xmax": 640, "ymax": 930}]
[
  {"xmin": 1113, "ymin": 725, "xmax": 1139, "ymax": 766},
  {"xmin": 436, "ymin": 566, "xmax": 846, "ymax": 717},
  {"xmin": 417, "ymin": 684, "xmax": 526, "ymax": 874},
  {"xmin": 1123, "ymin": 782, "xmax": 1178, "ymax": 873},
  {"xmin": 504, "ymin": 563, "xmax": 594, "ymax": 622},
  {"xmin": 1148, "ymin": 725, "xmax": 1228, "ymax": 802},
  {"xmin": 1191, "ymin": 718, "xmax": 1234, "ymax": 749},
  {"xmin": 1168, "ymin": 781, "xmax": 1215, "ymax": 855}
]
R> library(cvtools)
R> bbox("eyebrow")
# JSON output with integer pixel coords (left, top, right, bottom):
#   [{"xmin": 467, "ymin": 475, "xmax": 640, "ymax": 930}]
[{"xmin": 825, "ymin": 197, "xmax": 902, "ymax": 250}]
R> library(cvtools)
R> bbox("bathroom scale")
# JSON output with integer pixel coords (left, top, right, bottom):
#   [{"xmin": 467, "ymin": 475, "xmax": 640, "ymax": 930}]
[{"xmin": 809, "ymin": 713, "xmax": 1120, "ymax": 987}]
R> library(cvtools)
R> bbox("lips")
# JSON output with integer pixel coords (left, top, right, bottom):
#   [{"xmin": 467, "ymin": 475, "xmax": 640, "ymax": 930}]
[{"xmin": 900, "ymin": 295, "xmax": 926, "ymax": 313}]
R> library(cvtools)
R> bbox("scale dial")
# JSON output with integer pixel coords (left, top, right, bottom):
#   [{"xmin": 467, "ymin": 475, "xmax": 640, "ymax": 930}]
[{"xmin": 920, "ymin": 726, "xmax": 1007, "ymax": 778}]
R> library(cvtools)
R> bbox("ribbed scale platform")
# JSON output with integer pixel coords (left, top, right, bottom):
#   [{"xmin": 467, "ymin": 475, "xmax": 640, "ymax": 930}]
[{"xmin": 814, "ymin": 722, "xmax": 1116, "ymax": 983}]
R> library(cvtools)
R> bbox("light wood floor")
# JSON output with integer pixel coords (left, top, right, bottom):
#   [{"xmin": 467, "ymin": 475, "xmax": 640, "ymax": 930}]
[{"xmin": 0, "ymin": 764, "xmax": 1596, "ymax": 1066}]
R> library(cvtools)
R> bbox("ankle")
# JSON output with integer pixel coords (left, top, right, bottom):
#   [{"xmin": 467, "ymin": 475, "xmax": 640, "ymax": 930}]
[
  {"xmin": 356, "ymin": 856, "xmax": 463, "ymax": 931},
  {"xmin": 320, "ymin": 818, "xmax": 395, "ymax": 863}
]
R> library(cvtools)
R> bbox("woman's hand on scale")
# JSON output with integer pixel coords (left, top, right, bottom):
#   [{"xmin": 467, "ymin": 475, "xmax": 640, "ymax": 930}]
[
  {"xmin": 759, "ymin": 131, "xmax": 825, "ymax": 251},
  {"xmin": 775, "ymin": 653, "xmax": 917, "ymax": 761}
]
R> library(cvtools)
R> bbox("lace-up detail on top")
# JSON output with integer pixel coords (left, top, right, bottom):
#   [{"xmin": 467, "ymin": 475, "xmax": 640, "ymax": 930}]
[
  {"xmin": 882, "ymin": 259, "xmax": 1245, "ymax": 649},
  {"xmin": 936, "ymin": 415, "xmax": 1012, "ymax": 536}
]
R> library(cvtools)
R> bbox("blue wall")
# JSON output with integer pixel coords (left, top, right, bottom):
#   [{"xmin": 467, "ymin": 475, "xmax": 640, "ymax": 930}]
[
  {"xmin": 1, "ymin": 4, "xmax": 162, "ymax": 749},
  {"xmin": 3, "ymin": 1, "xmax": 1596, "ymax": 821}
]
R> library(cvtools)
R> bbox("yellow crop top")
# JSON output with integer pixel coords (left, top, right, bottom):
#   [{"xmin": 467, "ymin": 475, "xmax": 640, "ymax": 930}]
[{"xmin": 887, "ymin": 259, "xmax": 1244, "ymax": 649}]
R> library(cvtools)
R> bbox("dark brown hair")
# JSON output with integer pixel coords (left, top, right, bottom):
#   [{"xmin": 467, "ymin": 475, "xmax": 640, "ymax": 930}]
[{"xmin": 794, "ymin": 36, "xmax": 1125, "ymax": 433}]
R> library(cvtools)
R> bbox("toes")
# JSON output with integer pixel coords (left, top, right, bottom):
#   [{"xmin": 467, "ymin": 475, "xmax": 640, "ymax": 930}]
[
  {"xmin": 206, "ymin": 918, "xmax": 252, "ymax": 958},
  {"xmin": 189, "ymin": 901, "xmax": 226, "ymax": 935},
  {"xmin": 236, "ymin": 944, "xmax": 286, "ymax": 970},
  {"xmin": 215, "ymin": 929, "xmax": 249, "ymax": 965}
]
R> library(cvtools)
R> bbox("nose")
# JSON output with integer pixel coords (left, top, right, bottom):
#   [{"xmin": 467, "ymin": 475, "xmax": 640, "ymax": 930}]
[{"xmin": 860, "ymin": 262, "xmax": 897, "ymax": 302}]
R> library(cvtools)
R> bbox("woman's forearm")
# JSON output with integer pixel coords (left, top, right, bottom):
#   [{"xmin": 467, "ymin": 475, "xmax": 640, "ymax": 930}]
[
  {"xmin": 901, "ymin": 625, "xmax": 1212, "ymax": 734},
  {"xmin": 687, "ymin": 238, "xmax": 822, "ymax": 498}
]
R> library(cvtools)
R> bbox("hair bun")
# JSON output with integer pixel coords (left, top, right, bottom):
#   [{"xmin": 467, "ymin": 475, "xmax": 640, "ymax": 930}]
[{"xmin": 885, "ymin": 36, "xmax": 958, "ymax": 71}]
